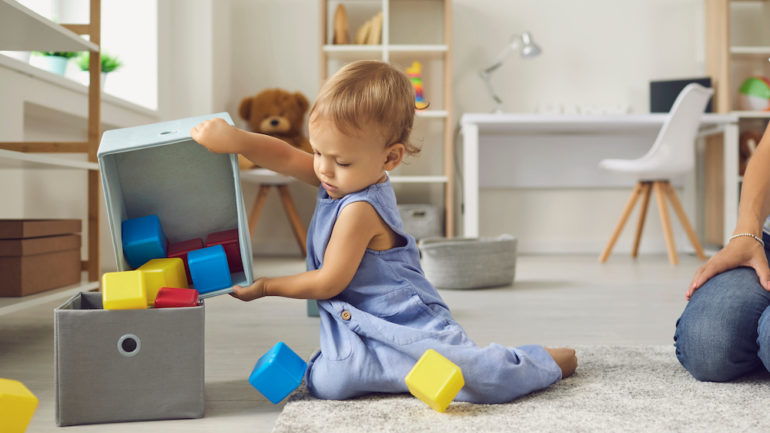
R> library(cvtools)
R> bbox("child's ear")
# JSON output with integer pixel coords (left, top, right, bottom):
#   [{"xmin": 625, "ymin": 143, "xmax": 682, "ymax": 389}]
[{"xmin": 383, "ymin": 143, "xmax": 405, "ymax": 171}]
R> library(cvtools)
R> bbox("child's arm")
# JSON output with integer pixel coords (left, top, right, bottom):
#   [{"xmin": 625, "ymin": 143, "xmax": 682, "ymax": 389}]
[
  {"xmin": 190, "ymin": 118, "xmax": 319, "ymax": 186},
  {"xmin": 231, "ymin": 201, "xmax": 383, "ymax": 301}
]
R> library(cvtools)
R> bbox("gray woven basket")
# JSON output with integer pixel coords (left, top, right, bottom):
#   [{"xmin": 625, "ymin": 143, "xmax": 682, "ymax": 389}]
[
  {"xmin": 397, "ymin": 204, "xmax": 443, "ymax": 240},
  {"xmin": 418, "ymin": 234, "xmax": 517, "ymax": 290}
]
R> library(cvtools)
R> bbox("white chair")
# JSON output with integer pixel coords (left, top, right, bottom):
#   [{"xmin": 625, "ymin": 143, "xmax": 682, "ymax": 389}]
[
  {"xmin": 240, "ymin": 168, "xmax": 307, "ymax": 257},
  {"xmin": 598, "ymin": 83, "xmax": 713, "ymax": 265}
]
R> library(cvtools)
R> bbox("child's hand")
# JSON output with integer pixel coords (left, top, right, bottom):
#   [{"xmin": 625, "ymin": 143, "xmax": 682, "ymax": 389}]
[
  {"xmin": 190, "ymin": 118, "xmax": 240, "ymax": 154},
  {"xmin": 545, "ymin": 347, "xmax": 577, "ymax": 379},
  {"xmin": 230, "ymin": 277, "xmax": 267, "ymax": 301}
]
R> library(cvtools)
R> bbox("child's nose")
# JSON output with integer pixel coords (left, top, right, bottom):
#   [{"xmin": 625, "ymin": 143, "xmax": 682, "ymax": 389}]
[{"xmin": 319, "ymin": 159, "xmax": 334, "ymax": 177}]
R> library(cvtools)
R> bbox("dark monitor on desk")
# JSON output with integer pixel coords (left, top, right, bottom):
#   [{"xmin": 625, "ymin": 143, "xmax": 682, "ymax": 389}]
[{"xmin": 650, "ymin": 77, "xmax": 713, "ymax": 113}]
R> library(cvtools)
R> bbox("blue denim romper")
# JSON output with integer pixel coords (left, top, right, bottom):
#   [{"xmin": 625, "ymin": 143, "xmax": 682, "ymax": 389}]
[{"xmin": 304, "ymin": 179, "xmax": 562, "ymax": 403}]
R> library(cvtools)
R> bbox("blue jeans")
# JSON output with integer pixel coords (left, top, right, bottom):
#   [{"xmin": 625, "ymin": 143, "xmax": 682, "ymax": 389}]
[{"xmin": 674, "ymin": 232, "xmax": 770, "ymax": 381}]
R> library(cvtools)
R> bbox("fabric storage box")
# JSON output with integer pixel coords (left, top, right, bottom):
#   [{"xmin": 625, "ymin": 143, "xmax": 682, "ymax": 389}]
[
  {"xmin": 418, "ymin": 235, "xmax": 517, "ymax": 290},
  {"xmin": 0, "ymin": 219, "xmax": 81, "ymax": 296},
  {"xmin": 98, "ymin": 113, "xmax": 253, "ymax": 298},
  {"xmin": 397, "ymin": 204, "xmax": 443, "ymax": 240},
  {"xmin": 54, "ymin": 292, "xmax": 205, "ymax": 426}
]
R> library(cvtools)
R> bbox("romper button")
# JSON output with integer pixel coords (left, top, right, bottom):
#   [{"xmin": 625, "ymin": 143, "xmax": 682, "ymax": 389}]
[{"xmin": 341, "ymin": 310, "xmax": 351, "ymax": 321}]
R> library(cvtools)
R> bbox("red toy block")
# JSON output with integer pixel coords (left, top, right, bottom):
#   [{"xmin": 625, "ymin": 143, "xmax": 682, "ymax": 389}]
[
  {"xmin": 154, "ymin": 287, "xmax": 200, "ymax": 308},
  {"xmin": 167, "ymin": 238, "xmax": 204, "ymax": 284},
  {"xmin": 206, "ymin": 229, "xmax": 243, "ymax": 272}
]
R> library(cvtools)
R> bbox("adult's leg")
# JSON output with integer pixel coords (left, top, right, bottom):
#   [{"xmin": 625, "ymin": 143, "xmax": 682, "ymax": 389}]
[
  {"xmin": 674, "ymin": 265, "xmax": 770, "ymax": 381},
  {"xmin": 757, "ymin": 306, "xmax": 770, "ymax": 372}
]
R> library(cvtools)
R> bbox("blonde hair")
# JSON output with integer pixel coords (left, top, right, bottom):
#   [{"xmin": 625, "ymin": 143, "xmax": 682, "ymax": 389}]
[{"xmin": 310, "ymin": 60, "xmax": 420, "ymax": 156}]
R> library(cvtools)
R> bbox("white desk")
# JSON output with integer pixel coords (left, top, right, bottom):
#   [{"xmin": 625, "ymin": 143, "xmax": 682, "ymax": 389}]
[{"xmin": 461, "ymin": 113, "xmax": 739, "ymax": 244}]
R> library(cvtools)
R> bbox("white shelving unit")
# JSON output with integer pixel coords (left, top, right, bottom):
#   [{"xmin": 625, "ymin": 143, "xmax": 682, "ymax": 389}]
[
  {"xmin": 0, "ymin": 0, "xmax": 102, "ymax": 305},
  {"xmin": 0, "ymin": 0, "xmax": 98, "ymax": 52},
  {"xmin": 704, "ymin": 0, "xmax": 770, "ymax": 245},
  {"xmin": 320, "ymin": 0, "xmax": 454, "ymax": 236}
]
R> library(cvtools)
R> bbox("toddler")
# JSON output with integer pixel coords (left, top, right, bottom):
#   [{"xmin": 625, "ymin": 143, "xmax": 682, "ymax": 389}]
[{"xmin": 191, "ymin": 60, "xmax": 576, "ymax": 403}]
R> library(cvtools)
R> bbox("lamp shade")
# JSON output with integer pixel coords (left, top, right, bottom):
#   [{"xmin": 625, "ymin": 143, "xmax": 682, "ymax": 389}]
[{"xmin": 519, "ymin": 32, "xmax": 541, "ymax": 58}]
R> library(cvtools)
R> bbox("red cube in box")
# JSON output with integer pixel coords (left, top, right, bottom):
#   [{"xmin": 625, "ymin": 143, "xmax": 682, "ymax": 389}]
[
  {"xmin": 154, "ymin": 287, "xmax": 199, "ymax": 308},
  {"xmin": 206, "ymin": 229, "xmax": 243, "ymax": 273},
  {"xmin": 167, "ymin": 238, "xmax": 203, "ymax": 284}
]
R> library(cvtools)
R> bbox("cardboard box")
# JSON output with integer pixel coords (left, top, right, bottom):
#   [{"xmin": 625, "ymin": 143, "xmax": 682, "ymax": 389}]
[
  {"xmin": 97, "ymin": 113, "xmax": 254, "ymax": 298},
  {"xmin": 54, "ymin": 292, "xmax": 205, "ymax": 426},
  {"xmin": 0, "ymin": 219, "xmax": 82, "ymax": 297}
]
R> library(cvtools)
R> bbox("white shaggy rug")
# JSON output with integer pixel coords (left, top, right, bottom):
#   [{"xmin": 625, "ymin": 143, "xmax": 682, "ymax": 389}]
[{"xmin": 272, "ymin": 345, "xmax": 770, "ymax": 433}]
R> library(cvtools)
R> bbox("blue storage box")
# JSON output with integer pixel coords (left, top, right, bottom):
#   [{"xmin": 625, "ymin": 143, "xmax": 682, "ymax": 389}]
[
  {"xmin": 121, "ymin": 214, "xmax": 167, "ymax": 268},
  {"xmin": 98, "ymin": 113, "xmax": 253, "ymax": 298},
  {"xmin": 188, "ymin": 244, "xmax": 232, "ymax": 294},
  {"xmin": 249, "ymin": 342, "xmax": 307, "ymax": 404}
]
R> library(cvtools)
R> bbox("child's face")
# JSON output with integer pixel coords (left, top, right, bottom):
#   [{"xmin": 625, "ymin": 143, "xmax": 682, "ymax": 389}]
[{"xmin": 309, "ymin": 120, "xmax": 397, "ymax": 199}]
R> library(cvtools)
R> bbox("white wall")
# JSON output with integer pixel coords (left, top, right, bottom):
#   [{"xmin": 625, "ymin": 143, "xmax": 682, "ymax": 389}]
[
  {"xmin": 1, "ymin": 1, "xmax": 711, "ymax": 264},
  {"xmin": 453, "ymin": 0, "xmax": 704, "ymax": 115},
  {"xmin": 450, "ymin": 0, "xmax": 708, "ymax": 254},
  {"xmin": 209, "ymin": 0, "xmax": 707, "ymax": 255}
]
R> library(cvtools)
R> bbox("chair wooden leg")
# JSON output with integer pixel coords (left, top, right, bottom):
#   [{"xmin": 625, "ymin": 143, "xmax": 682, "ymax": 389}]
[
  {"xmin": 599, "ymin": 182, "xmax": 644, "ymax": 263},
  {"xmin": 631, "ymin": 182, "xmax": 652, "ymax": 258},
  {"xmin": 248, "ymin": 185, "xmax": 272, "ymax": 237},
  {"xmin": 653, "ymin": 181, "xmax": 678, "ymax": 265},
  {"xmin": 277, "ymin": 185, "xmax": 308, "ymax": 257},
  {"xmin": 664, "ymin": 181, "xmax": 707, "ymax": 261}
]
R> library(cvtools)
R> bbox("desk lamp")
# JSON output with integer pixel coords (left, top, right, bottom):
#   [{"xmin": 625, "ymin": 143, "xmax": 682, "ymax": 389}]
[{"xmin": 479, "ymin": 31, "xmax": 542, "ymax": 113}]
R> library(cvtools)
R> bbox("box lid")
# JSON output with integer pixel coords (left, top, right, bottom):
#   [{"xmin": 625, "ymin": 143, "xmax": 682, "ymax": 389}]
[
  {"xmin": 0, "ymin": 219, "xmax": 81, "ymax": 239},
  {"xmin": 0, "ymin": 234, "xmax": 81, "ymax": 256}
]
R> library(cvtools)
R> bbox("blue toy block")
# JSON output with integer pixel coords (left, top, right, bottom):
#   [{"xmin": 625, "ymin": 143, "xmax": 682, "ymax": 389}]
[
  {"xmin": 249, "ymin": 342, "xmax": 307, "ymax": 404},
  {"xmin": 187, "ymin": 245, "xmax": 232, "ymax": 294},
  {"xmin": 121, "ymin": 215, "xmax": 168, "ymax": 269}
]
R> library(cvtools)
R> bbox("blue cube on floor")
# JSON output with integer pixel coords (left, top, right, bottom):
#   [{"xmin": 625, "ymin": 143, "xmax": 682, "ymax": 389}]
[
  {"xmin": 249, "ymin": 342, "xmax": 307, "ymax": 404},
  {"xmin": 121, "ymin": 215, "xmax": 167, "ymax": 269},
  {"xmin": 187, "ymin": 244, "xmax": 232, "ymax": 294}
]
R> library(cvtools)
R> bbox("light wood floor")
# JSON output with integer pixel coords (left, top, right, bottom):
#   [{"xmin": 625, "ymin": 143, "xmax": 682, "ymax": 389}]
[{"xmin": 1, "ymin": 254, "xmax": 700, "ymax": 432}]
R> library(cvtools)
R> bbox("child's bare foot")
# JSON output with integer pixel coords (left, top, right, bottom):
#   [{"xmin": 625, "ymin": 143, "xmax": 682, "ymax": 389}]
[{"xmin": 545, "ymin": 347, "xmax": 577, "ymax": 378}]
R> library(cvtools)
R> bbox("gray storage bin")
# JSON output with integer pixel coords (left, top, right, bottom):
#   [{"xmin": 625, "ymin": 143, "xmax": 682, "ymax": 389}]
[
  {"xmin": 54, "ymin": 292, "xmax": 205, "ymax": 426},
  {"xmin": 418, "ymin": 235, "xmax": 517, "ymax": 290},
  {"xmin": 397, "ymin": 204, "xmax": 443, "ymax": 240},
  {"xmin": 98, "ymin": 113, "xmax": 253, "ymax": 299}
]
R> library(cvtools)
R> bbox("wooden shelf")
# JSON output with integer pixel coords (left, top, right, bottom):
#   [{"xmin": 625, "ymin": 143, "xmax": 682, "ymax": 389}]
[
  {"xmin": 0, "ymin": 0, "xmax": 102, "ymax": 282},
  {"xmin": 415, "ymin": 110, "xmax": 448, "ymax": 118},
  {"xmin": 323, "ymin": 45, "xmax": 384, "ymax": 53},
  {"xmin": 0, "ymin": 0, "xmax": 98, "ymax": 52},
  {"xmin": 321, "ymin": 0, "xmax": 455, "ymax": 235},
  {"xmin": 730, "ymin": 46, "xmax": 770, "ymax": 57},
  {"xmin": 732, "ymin": 110, "xmax": 770, "ymax": 118},
  {"xmin": 0, "ymin": 148, "xmax": 99, "ymax": 170},
  {"xmin": 0, "ymin": 275, "xmax": 98, "ymax": 316},
  {"xmin": 389, "ymin": 44, "xmax": 447, "ymax": 53},
  {"xmin": 389, "ymin": 175, "xmax": 448, "ymax": 183}
]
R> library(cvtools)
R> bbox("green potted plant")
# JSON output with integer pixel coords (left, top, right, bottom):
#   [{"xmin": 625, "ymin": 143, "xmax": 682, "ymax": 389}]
[
  {"xmin": 76, "ymin": 52, "xmax": 123, "ymax": 88},
  {"xmin": 31, "ymin": 51, "xmax": 79, "ymax": 75}
]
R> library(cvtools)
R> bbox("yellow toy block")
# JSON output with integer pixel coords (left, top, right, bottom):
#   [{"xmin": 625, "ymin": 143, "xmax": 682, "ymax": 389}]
[
  {"xmin": 102, "ymin": 271, "xmax": 147, "ymax": 310},
  {"xmin": 0, "ymin": 378, "xmax": 39, "ymax": 433},
  {"xmin": 404, "ymin": 349, "xmax": 464, "ymax": 412},
  {"xmin": 138, "ymin": 258, "xmax": 188, "ymax": 305}
]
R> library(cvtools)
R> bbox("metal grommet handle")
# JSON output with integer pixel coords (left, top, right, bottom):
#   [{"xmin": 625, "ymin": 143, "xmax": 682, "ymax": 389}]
[{"xmin": 117, "ymin": 333, "xmax": 141, "ymax": 357}]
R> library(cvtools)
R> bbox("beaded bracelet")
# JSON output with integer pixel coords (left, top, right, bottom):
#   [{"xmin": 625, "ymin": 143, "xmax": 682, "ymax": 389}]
[{"xmin": 728, "ymin": 233, "xmax": 765, "ymax": 247}]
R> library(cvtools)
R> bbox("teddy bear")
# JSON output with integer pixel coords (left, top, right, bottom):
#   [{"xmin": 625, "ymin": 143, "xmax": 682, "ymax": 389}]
[{"xmin": 237, "ymin": 88, "xmax": 312, "ymax": 169}]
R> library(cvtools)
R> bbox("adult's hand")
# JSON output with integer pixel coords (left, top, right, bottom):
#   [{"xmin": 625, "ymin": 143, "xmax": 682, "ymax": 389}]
[{"xmin": 687, "ymin": 236, "xmax": 770, "ymax": 300}]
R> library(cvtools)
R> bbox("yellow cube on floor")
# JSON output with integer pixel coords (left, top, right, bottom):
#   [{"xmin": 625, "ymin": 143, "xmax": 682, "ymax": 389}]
[
  {"xmin": 0, "ymin": 378, "xmax": 39, "ymax": 433},
  {"xmin": 102, "ymin": 271, "xmax": 147, "ymax": 310},
  {"xmin": 138, "ymin": 258, "xmax": 188, "ymax": 305},
  {"xmin": 404, "ymin": 349, "xmax": 464, "ymax": 412}
]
